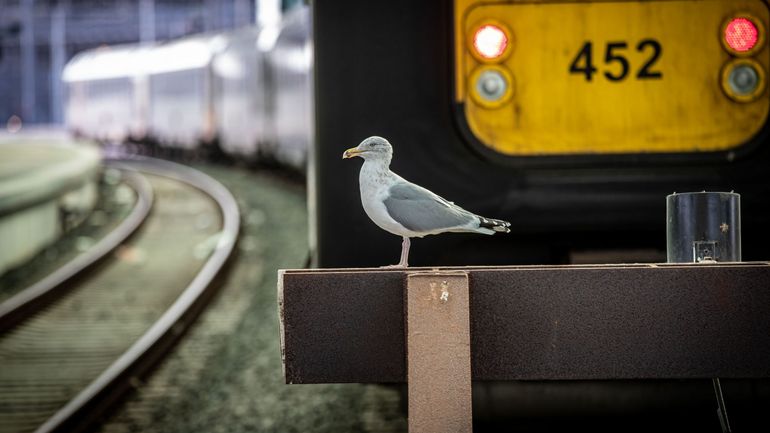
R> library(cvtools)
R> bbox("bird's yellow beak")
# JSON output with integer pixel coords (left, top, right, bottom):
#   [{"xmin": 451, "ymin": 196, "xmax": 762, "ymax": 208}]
[{"xmin": 342, "ymin": 147, "xmax": 364, "ymax": 159}]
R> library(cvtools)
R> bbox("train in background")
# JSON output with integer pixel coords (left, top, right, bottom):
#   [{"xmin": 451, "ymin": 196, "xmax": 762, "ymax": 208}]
[
  {"xmin": 61, "ymin": 5, "xmax": 311, "ymax": 171},
  {"xmin": 310, "ymin": 0, "xmax": 770, "ymax": 429},
  {"xmin": 313, "ymin": 0, "xmax": 770, "ymax": 268}
]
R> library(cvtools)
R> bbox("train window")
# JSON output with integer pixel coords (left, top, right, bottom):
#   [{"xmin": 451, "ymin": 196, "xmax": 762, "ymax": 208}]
[{"xmin": 454, "ymin": 0, "xmax": 770, "ymax": 157}]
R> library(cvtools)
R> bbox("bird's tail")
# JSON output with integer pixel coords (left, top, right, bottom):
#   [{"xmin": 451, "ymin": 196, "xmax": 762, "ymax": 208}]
[{"xmin": 478, "ymin": 216, "xmax": 511, "ymax": 234}]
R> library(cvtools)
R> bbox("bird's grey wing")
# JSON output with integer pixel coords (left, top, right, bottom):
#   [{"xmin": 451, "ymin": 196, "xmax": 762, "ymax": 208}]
[{"xmin": 383, "ymin": 181, "xmax": 474, "ymax": 232}]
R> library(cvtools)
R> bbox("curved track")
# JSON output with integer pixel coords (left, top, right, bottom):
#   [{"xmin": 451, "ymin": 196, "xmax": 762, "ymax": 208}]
[
  {"xmin": 0, "ymin": 169, "xmax": 153, "ymax": 332},
  {"xmin": 0, "ymin": 157, "xmax": 240, "ymax": 433}
]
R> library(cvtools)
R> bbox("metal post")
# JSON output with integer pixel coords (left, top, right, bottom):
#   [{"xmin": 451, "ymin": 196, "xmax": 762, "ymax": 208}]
[
  {"xmin": 20, "ymin": 0, "xmax": 36, "ymax": 124},
  {"xmin": 666, "ymin": 191, "xmax": 740, "ymax": 433},
  {"xmin": 49, "ymin": 1, "xmax": 66, "ymax": 125},
  {"xmin": 234, "ymin": 0, "xmax": 252, "ymax": 27},
  {"xmin": 203, "ymin": 0, "xmax": 217, "ymax": 32},
  {"xmin": 406, "ymin": 272, "xmax": 472, "ymax": 433},
  {"xmin": 139, "ymin": 0, "xmax": 156, "ymax": 44}
]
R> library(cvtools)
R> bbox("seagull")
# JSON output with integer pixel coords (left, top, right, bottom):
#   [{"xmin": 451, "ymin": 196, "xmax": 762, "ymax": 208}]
[{"xmin": 342, "ymin": 136, "xmax": 511, "ymax": 267}]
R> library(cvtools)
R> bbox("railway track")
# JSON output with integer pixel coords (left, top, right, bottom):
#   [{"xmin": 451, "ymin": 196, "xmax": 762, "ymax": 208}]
[
  {"xmin": 0, "ymin": 157, "xmax": 240, "ymax": 433},
  {"xmin": 0, "ymin": 169, "xmax": 153, "ymax": 332}
]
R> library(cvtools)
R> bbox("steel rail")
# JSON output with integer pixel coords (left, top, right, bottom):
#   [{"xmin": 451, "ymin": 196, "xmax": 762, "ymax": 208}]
[
  {"xmin": 0, "ymin": 168, "xmax": 154, "ymax": 333},
  {"xmin": 34, "ymin": 156, "xmax": 240, "ymax": 433}
]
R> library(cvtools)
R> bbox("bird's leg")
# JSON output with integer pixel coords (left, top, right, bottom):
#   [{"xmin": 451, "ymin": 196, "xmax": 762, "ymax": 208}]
[
  {"xmin": 398, "ymin": 236, "xmax": 410, "ymax": 267},
  {"xmin": 380, "ymin": 237, "xmax": 410, "ymax": 268}
]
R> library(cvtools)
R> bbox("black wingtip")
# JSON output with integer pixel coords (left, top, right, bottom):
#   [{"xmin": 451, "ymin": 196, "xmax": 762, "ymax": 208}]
[{"xmin": 479, "ymin": 216, "xmax": 511, "ymax": 233}]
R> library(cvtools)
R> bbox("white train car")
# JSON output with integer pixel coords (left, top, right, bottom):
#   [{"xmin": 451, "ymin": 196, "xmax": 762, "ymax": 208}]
[
  {"xmin": 212, "ymin": 26, "xmax": 267, "ymax": 158},
  {"xmin": 144, "ymin": 33, "xmax": 227, "ymax": 150},
  {"xmin": 263, "ymin": 6, "xmax": 312, "ymax": 169},
  {"xmin": 62, "ymin": 45, "xmax": 149, "ymax": 143},
  {"xmin": 61, "ymin": 5, "xmax": 313, "ymax": 171}
]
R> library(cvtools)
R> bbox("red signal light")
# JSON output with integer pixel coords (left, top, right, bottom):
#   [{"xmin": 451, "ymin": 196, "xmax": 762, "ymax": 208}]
[
  {"xmin": 473, "ymin": 24, "xmax": 508, "ymax": 60},
  {"xmin": 724, "ymin": 17, "xmax": 759, "ymax": 53}
]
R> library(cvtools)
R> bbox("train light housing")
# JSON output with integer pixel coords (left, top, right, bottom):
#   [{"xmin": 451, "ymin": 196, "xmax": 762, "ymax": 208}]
[
  {"xmin": 470, "ymin": 22, "xmax": 512, "ymax": 62},
  {"xmin": 721, "ymin": 58, "xmax": 766, "ymax": 102},
  {"xmin": 470, "ymin": 66, "xmax": 514, "ymax": 108},
  {"xmin": 722, "ymin": 15, "xmax": 765, "ymax": 56}
]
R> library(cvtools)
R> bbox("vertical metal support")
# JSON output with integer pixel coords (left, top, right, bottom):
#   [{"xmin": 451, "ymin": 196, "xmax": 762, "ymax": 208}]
[
  {"xmin": 667, "ymin": 191, "xmax": 740, "ymax": 433},
  {"xmin": 713, "ymin": 378, "xmax": 732, "ymax": 433},
  {"xmin": 49, "ymin": 1, "xmax": 66, "ymax": 125},
  {"xmin": 406, "ymin": 272, "xmax": 472, "ymax": 433},
  {"xmin": 203, "ymin": 0, "xmax": 216, "ymax": 32},
  {"xmin": 21, "ymin": 0, "xmax": 36, "ymax": 124},
  {"xmin": 139, "ymin": 0, "xmax": 156, "ymax": 44},
  {"xmin": 234, "ymin": 0, "xmax": 252, "ymax": 27}
]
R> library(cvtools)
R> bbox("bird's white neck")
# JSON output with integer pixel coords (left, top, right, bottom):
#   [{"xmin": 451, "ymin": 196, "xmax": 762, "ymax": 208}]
[
  {"xmin": 360, "ymin": 158, "xmax": 391, "ymax": 177},
  {"xmin": 359, "ymin": 158, "xmax": 393, "ymax": 193}
]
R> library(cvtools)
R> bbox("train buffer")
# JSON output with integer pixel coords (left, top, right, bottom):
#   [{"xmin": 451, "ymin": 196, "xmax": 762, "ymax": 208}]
[{"xmin": 278, "ymin": 263, "xmax": 770, "ymax": 432}]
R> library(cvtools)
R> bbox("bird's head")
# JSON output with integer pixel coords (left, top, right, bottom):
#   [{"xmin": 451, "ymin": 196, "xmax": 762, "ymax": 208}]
[{"xmin": 342, "ymin": 136, "xmax": 393, "ymax": 162}]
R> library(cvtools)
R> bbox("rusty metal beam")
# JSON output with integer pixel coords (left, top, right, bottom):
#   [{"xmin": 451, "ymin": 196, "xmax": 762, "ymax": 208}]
[{"xmin": 278, "ymin": 263, "xmax": 770, "ymax": 384}]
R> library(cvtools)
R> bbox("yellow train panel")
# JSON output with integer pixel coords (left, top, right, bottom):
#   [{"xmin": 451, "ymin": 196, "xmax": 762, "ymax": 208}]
[{"xmin": 455, "ymin": 0, "xmax": 770, "ymax": 155}]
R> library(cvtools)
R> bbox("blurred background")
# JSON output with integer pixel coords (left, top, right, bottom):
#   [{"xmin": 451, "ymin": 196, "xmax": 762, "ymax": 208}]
[{"xmin": 0, "ymin": 0, "xmax": 303, "ymax": 127}]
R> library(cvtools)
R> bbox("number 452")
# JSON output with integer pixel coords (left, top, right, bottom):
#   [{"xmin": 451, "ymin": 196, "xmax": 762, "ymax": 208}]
[{"xmin": 569, "ymin": 39, "xmax": 663, "ymax": 81}]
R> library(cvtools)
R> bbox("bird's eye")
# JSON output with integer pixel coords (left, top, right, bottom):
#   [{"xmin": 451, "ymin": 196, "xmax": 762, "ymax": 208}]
[{"xmin": 369, "ymin": 141, "xmax": 380, "ymax": 147}]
